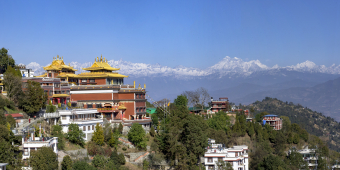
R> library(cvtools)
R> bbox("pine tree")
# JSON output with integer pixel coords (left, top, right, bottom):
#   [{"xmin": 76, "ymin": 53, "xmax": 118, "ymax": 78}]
[
  {"xmin": 118, "ymin": 123, "xmax": 123, "ymax": 134},
  {"xmin": 108, "ymin": 131, "xmax": 116, "ymax": 148},
  {"xmin": 150, "ymin": 126, "xmax": 155, "ymax": 137},
  {"xmin": 92, "ymin": 123, "xmax": 104, "ymax": 146},
  {"xmin": 61, "ymin": 155, "xmax": 73, "ymax": 170}
]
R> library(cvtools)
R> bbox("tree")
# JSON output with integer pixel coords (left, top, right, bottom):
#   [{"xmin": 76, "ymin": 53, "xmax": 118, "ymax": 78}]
[
  {"xmin": 151, "ymin": 114, "xmax": 159, "ymax": 127},
  {"xmin": 6, "ymin": 114, "xmax": 16, "ymax": 128},
  {"xmin": 92, "ymin": 123, "xmax": 105, "ymax": 146},
  {"xmin": 258, "ymin": 154, "xmax": 288, "ymax": 170},
  {"xmin": 293, "ymin": 133, "xmax": 300, "ymax": 144},
  {"xmin": 146, "ymin": 100, "xmax": 154, "ymax": 108},
  {"xmin": 29, "ymin": 147, "xmax": 58, "ymax": 170},
  {"xmin": 92, "ymin": 155, "xmax": 106, "ymax": 169},
  {"xmin": 150, "ymin": 126, "xmax": 155, "ymax": 137},
  {"xmin": 0, "ymin": 48, "xmax": 15, "ymax": 73},
  {"xmin": 174, "ymin": 95, "xmax": 188, "ymax": 107},
  {"xmin": 183, "ymin": 87, "xmax": 210, "ymax": 110},
  {"xmin": 143, "ymin": 159, "xmax": 149, "ymax": 170},
  {"xmin": 66, "ymin": 123, "xmax": 85, "ymax": 147},
  {"xmin": 128, "ymin": 123, "xmax": 146, "ymax": 149},
  {"xmin": 206, "ymin": 111, "xmax": 230, "ymax": 132},
  {"xmin": 287, "ymin": 151, "xmax": 308, "ymax": 170},
  {"xmin": 21, "ymin": 80, "xmax": 48, "ymax": 116},
  {"xmin": 118, "ymin": 123, "xmax": 123, "ymax": 134},
  {"xmin": 4, "ymin": 71, "xmax": 22, "ymax": 104},
  {"xmin": 108, "ymin": 131, "xmax": 117, "ymax": 148},
  {"xmin": 73, "ymin": 160, "xmax": 96, "ymax": 170},
  {"xmin": 51, "ymin": 124, "xmax": 65, "ymax": 150},
  {"xmin": 61, "ymin": 155, "xmax": 73, "ymax": 170}
]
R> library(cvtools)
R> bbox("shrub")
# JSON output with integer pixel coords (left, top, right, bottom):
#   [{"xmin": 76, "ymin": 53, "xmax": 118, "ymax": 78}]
[
  {"xmin": 122, "ymin": 147, "xmax": 127, "ymax": 151},
  {"xmin": 92, "ymin": 155, "xmax": 106, "ymax": 169},
  {"xmin": 61, "ymin": 155, "xmax": 73, "ymax": 170},
  {"xmin": 58, "ymin": 103, "xmax": 61, "ymax": 108},
  {"xmin": 128, "ymin": 123, "xmax": 147, "ymax": 149}
]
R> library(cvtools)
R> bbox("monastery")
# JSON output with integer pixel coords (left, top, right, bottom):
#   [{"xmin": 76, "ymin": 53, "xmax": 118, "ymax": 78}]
[{"xmin": 25, "ymin": 55, "xmax": 148, "ymax": 122}]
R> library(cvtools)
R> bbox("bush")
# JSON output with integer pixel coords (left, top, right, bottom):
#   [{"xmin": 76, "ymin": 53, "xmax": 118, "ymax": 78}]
[
  {"xmin": 128, "ymin": 123, "xmax": 147, "ymax": 149},
  {"xmin": 61, "ymin": 155, "xmax": 73, "ymax": 170},
  {"xmin": 87, "ymin": 141, "xmax": 112, "ymax": 157},
  {"xmin": 66, "ymin": 123, "xmax": 85, "ymax": 147},
  {"xmin": 67, "ymin": 102, "xmax": 71, "ymax": 107},
  {"xmin": 122, "ymin": 147, "xmax": 127, "ymax": 151},
  {"xmin": 73, "ymin": 160, "xmax": 96, "ymax": 170},
  {"xmin": 92, "ymin": 123, "xmax": 104, "ymax": 146},
  {"xmin": 58, "ymin": 103, "xmax": 61, "ymax": 108},
  {"xmin": 92, "ymin": 155, "xmax": 106, "ymax": 169}
]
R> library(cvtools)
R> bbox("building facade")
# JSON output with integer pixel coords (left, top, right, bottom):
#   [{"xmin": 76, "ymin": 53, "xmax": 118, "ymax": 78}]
[
  {"xmin": 22, "ymin": 136, "xmax": 58, "ymax": 160},
  {"xmin": 262, "ymin": 115, "xmax": 283, "ymax": 130},
  {"xmin": 210, "ymin": 97, "xmax": 229, "ymax": 113},
  {"xmin": 204, "ymin": 139, "xmax": 249, "ymax": 170}
]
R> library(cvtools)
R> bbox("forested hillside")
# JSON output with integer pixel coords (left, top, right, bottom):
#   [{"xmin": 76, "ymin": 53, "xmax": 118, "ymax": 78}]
[{"xmin": 247, "ymin": 97, "xmax": 340, "ymax": 152}]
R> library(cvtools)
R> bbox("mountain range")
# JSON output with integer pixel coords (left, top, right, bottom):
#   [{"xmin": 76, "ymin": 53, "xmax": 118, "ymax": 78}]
[{"xmin": 25, "ymin": 56, "xmax": 340, "ymax": 121}]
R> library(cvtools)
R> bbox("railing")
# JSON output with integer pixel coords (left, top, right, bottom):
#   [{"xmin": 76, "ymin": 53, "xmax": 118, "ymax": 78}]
[{"xmin": 97, "ymin": 108, "xmax": 118, "ymax": 111}]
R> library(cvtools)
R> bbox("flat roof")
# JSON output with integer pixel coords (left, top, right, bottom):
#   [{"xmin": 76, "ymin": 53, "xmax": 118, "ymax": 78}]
[{"xmin": 263, "ymin": 115, "xmax": 278, "ymax": 117}]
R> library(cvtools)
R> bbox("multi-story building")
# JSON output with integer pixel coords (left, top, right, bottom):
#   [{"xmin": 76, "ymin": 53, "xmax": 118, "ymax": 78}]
[
  {"xmin": 210, "ymin": 97, "xmax": 229, "ymax": 113},
  {"xmin": 204, "ymin": 139, "xmax": 248, "ymax": 170},
  {"xmin": 18, "ymin": 64, "xmax": 34, "ymax": 78},
  {"xmin": 22, "ymin": 135, "xmax": 58, "ymax": 160},
  {"xmin": 262, "ymin": 115, "xmax": 282, "ymax": 130},
  {"xmin": 289, "ymin": 146, "xmax": 318, "ymax": 169},
  {"xmin": 35, "ymin": 55, "xmax": 151, "ymax": 127}
]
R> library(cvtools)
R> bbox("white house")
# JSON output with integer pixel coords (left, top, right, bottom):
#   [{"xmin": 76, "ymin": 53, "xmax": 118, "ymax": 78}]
[
  {"xmin": 18, "ymin": 65, "xmax": 34, "ymax": 78},
  {"xmin": 59, "ymin": 109, "xmax": 103, "ymax": 141},
  {"xmin": 289, "ymin": 146, "xmax": 318, "ymax": 169},
  {"xmin": 22, "ymin": 135, "xmax": 58, "ymax": 160},
  {"xmin": 204, "ymin": 139, "xmax": 248, "ymax": 170}
]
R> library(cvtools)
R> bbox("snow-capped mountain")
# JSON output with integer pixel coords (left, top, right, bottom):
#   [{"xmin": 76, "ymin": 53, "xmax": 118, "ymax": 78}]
[{"xmin": 26, "ymin": 56, "xmax": 340, "ymax": 78}]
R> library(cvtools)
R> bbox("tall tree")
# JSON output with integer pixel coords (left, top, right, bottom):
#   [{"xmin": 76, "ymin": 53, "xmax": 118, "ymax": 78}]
[
  {"xmin": 4, "ymin": 71, "xmax": 22, "ymax": 103},
  {"xmin": 174, "ymin": 95, "xmax": 188, "ymax": 107},
  {"xmin": 0, "ymin": 48, "xmax": 15, "ymax": 73},
  {"xmin": 183, "ymin": 87, "xmax": 210, "ymax": 110},
  {"xmin": 21, "ymin": 80, "xmax": 47, "ymax": 116},
  {"xmin": 61, "ymin": 155, "xmax": 73, "ymax": 170},
  {"xmin": 92, "ymin": 123, "xmax": 105, "ymax": 146}
]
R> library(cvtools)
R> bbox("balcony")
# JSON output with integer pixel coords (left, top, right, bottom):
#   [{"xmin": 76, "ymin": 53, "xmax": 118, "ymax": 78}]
[{"xmin": 97, "ymin": 107, "xmax": 119, "ymax": 113}]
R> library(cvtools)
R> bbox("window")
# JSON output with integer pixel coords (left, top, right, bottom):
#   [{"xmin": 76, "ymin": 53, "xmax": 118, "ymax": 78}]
[
  {"xmin": 208, "ymin": 158, "xmax": 213, "ymax": 162},
  {"xmin": 218, "ymin": 158, "xmax": 223, "ymax": 161},
  {"xmin": 235, "ymin": 152, "xmax": 238, "ymax": 156},
  {"xmin": 66, "ymin": 90, "xmax": 70, "ymax": 95},
  {"xmin": 87, "ymin": 104, "xmax": 93, "ymax": 108},
  {"xmin": 96, "ymin": 104, "xmax": 102, "ymax": 108},
  {"xmin": 24, "ymin": 148, "xmax": 29, "ymax": 156},
  {"xmin": 89, "ymin": 79, "xmax": 95, "ymax": 83},
  {"xmin": 82, "ymin": 79, "xmax": 87, "ymax": 83},
  {"xmin": 62, "ymin": 90, "xmax": 65, "ymax": 94},
  {"xmin": 83, "ymin": 126, "xmax": 86, "ymax": 131},
  {"xmin": 61, "ymin": 79, "xmax": 65, "ymax": 81},
  {"xmin": 62, "ymin": 116, "xmax": 66, "ymax": 120},
  {"xmin": 49, "ymin": 91, "xmax": 53, "ymax": 96},
  {"xmin": 54, "ymin": 83, "xmax": 60, "ymax": 87},
  {"xmin": 92, "ymin": 125, "xmax": 94, "ymax": 130},
  {"xmin": 88, "ymin": 126, "xmax": 90, "ymax": 131},
  {"xmin": 48, "ymin": 73, "xmax": 52, "ymax": 77}
]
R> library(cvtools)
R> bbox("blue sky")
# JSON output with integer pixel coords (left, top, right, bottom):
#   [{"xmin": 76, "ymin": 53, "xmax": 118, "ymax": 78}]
[{"xmin": 1, "ymin": 0, "xmax": 340, "ymax": 68}]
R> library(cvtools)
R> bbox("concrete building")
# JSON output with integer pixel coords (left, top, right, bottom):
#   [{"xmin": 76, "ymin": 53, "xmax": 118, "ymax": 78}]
[
  {"xmin": 204, "ymin": 139, "xmax": 248, "ymax": 170},
  {"xmin": 0, "ymin": 163, "xmax": 8, "ymax": 170},
  {"xmin": 210, "ymin": 97, "xmax": 229, "ymax": 113},
  {"xmin": 289, "ymin": 146, "xmax": 319, "ymax": 169},
  {"xmin": 22, "ymin": 135, "xmax": 58, "ymax": 160},
  {"xmin": 18, "ymin": 64, "xmax": 34, "ymax": 78},
  {"xmin": 262, "ymin": 115, "xmax": 283, "ymax": 130}
]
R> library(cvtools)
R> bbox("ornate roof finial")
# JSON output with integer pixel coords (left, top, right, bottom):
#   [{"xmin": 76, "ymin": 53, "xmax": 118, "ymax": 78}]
[
  {"xmin": 57, "ymin": 55, "xmax": 59, "ymax": 60},
  {"xmin": 68, "ymin": 63, "xmax": 70, "ymax": 66},
  {"xmin": 53, "ymin": 57, "xmax": 55, "ymax": 61},
  {"xmin": 62, "ymin": 56, "xmax": 63, "ymax": 61},
  {"xmin": 100, "ymin": 55, "xmax": 103, "ymax": 62},
  {"xmin": 96, "ymin": 57, "xmax": 99, "ymax": 62}
]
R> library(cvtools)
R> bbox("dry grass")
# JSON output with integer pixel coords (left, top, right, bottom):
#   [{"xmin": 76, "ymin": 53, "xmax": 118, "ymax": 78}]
[
  {"xmin": 65, "ymin": 140, "xmax": 83, "ymax": 151},
  {"xmin": 123, "ymin": 162, "xmax": 142, "ymax": 170}
]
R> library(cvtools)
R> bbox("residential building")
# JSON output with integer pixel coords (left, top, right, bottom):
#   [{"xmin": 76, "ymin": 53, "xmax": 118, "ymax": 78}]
[
  {"xmin": 289, "ymin": 146, "xmax": 318, "ymax": 169},
  {"xmin": 262, "ymin": 115, "xmax": 283, "ymax": 130},
  {"xmin": 204, "ymin": 139, "xmax": 248, "ymax": 170},
  {"xmin": 18, "ymin": 64, "xmax": 34, "ymax": 77},
  {"xmin": 22, "ymin": 135, "xmax": 58, "ymax": 160},
  {"xmin": 332, "ymin": 164, "xmax": 340, "ymax": 170},
  {"xmin": 0, "ymin": 163, "xmax": 8, "ymax": 170},
  {"xmin": 210, "ymin": 97, "xmax": 229, "ymax": 113}
]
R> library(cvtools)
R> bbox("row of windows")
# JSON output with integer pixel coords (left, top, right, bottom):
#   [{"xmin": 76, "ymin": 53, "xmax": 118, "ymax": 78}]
[
  {"xmin": 85, "ymin": 104, "xmax": 102, "ymax": 108},
  {"xmin": 83, "ymin": 125, "xmax": 95, "ymax": 131},
  {"xmin": 135, "ymin": 94, "xmax": 145, "ymax": 99},
  {"xmin": 44, "ymin": 90, "xmax": 70, "ymax": 96},
  {"xmin": 136, "ymin": 107, "xmax": 146, "ymax": 112}
]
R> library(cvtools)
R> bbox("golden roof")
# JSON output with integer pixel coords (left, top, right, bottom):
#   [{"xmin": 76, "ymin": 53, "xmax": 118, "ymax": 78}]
[
  {"xmin": 77, "ymin": 72, "xmax": 128, "ymax": 78},
  {"xmin": 43, "ymin": 55, "xmax": 77, "ymax": 71},
  {"xmin": 57, "ymin": 73, "xmax": 79, "ymax": 78},
  {"xmin": 83, "ymin": 55, "xmax": 120, "ymax": 71}
]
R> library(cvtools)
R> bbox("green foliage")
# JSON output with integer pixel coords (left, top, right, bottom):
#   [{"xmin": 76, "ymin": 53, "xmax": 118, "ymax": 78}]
[
  {"xmin": 58, "ymin": 103, "xmax": 61, "ymax": 108},
  {"xmin": 292, "ymin": 133, "xmax": 300, "ymax": 144},
  {"xmin": 73, "ymin": 160, "xmax": 96, "ymax": 170},
  {"xmin": 92, "ymin": 123, "xmax": 105, "ymax": 146},
  {"xmin": 174, "ymin": 95, "xmax": 188, "ymax": 107},
  {"xmin": 21, "ymin": 80, "xmax": 48, "ymax": 116},
  {"xmin": 0, "ymin": 48, "xmax": 16, "ymax": 73},
  {"xmin": 92, "ymin": 155, "xmax": 106, "ymax": 169},
  {"xmin": 61, "ymin": 155, "xmax": 73, "ymax": 170},
  {"xmin": 4, "ymin": 71, "xmax": 23, "ymax": 104},
  {"xmin": 146, "ymin": 100, "xmax": 154, "ymax": 108},
  {"xmin": 29, "ymin": 147, "xmax": 58, "ymax": 170},
  {"xmin": 286, "ymin": 151, "xmax": 308, "ymax": 170},
  {"xmin": 5, "ymin": 65, "xmax": 21, "ymax": 77},
  {"xmin": 46, "ymin": 104, "xmax": 56, "ymax": 113},
  {"xmin": 151, "ymin": 114, "xmax": 159, "ymax": 127},
  {"xmin": 128, "ymin": 123, "xmax": 147, "ymax": 149},
  {"xmin": 67, "ymin": 102, "xmax": 71, "ymax": 107},
  {"xmin": 208, "ymin": 129, "xmax": 228, "ymax": 146},
  {"xmin": 255, "ymin": 111, "xmax": 269, "ymax": 122},
  {"xmin": 66, "ymin": 123, "xmax": 85, "ymax": 147},
  {"xmin": 216, "ymin": 160, "xmax": 233, "ymax": 170},
  {"xmin": 258, "ymin": 154, "xmax": 289, "ymax": 170},
  {"xmin": 207, "ymin": 111, "xmax": 230, "ymax": 132},
  {"xmin": 87, "ymin": 141, "xmax": 112, "ymax": 156},
  {"xmin": 150, "ymin": 126, "xmax": 155, "ymax": 137},
  {"xmin": 108, "ymin": 131, "xmax": 117, "ymax": 148},
  {"xmin": 118, "ymin": 123, "xmax": 123, "ymax": 134},
  {"xmin": 109, "ymin": 151, "xmax": 126, "ymax": 169},
  {"xmin": 6, "ymin": 114, "xmax": 16, "ymax": 128},
  {"xmin": 143, "ymin": 159, "xmax": 149, "ymax": 170},
  {"xmin": 52, "ymin": 124, "xmax": 65, "ymax": 150}
]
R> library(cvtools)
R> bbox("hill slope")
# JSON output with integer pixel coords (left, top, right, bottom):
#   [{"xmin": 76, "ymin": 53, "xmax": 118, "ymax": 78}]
[{"xmin": 247, "ymin": 97, "xmax": 340, "ymax": 152}]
